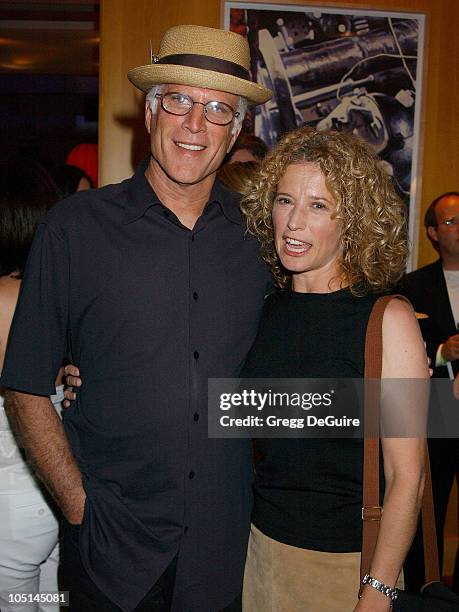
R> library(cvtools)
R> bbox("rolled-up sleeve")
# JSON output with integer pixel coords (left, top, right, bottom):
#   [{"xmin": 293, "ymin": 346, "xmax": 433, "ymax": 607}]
[{"xmin": 1, "ymin": 221, "xmax": 69, "ymax": 396}]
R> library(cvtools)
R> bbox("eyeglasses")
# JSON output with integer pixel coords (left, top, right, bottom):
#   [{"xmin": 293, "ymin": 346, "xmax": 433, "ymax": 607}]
[
  {"xmin": 436, "ymin": 217, "xmax": 459, "ymax": 228},
  {"xmin": 155, "ymin": 92, "xmax": 239, "ymax": 126}
]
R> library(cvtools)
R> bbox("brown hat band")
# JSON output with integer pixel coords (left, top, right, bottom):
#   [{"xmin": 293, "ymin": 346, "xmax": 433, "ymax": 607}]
[{"xmin": 155, "ymin": 53, "xmax": 251, "ymax": 81}]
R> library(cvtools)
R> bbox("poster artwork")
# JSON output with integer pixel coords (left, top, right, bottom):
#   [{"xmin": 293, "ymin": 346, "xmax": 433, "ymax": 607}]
[{"xmin": 224, "ymin": 3, "xmax": 426, "ymax": 258}]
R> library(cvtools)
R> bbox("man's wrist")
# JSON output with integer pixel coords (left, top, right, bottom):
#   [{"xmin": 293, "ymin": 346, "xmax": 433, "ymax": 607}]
[{"xmin": 60, "ymin": 486, "xmax": 86, "ymax": 524}]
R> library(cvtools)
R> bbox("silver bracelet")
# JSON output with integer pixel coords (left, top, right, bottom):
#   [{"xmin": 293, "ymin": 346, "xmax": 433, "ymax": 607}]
[{"xmin": 361, "ymin": 574, "xmax": 398, "ymax": 602}]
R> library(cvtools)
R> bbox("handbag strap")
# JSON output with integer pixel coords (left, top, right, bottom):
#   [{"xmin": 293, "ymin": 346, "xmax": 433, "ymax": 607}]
[
  {"xmin": 360, "ymin": 294, "xmax": 441, "ymax": 585},
  {"xmin": 421, "ymin": 451, "xmax": 441, "ymax": 583}
]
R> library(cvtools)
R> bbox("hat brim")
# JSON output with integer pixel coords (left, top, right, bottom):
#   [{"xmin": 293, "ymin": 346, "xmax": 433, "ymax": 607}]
[{"xmin": 127, "ymin": 64, "xmax": 272, "ymax": 106}]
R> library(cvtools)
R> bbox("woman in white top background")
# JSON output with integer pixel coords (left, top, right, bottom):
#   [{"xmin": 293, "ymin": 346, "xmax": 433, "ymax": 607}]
[{"xmin": 0, "ymin": 158, "xmax": 63, "ymax": 612}]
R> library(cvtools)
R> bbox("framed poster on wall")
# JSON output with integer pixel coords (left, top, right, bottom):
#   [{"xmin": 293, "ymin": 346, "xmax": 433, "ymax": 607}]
[{"xmin": 222, "ymin": 2, "xmax": 426, "ymax": 267}]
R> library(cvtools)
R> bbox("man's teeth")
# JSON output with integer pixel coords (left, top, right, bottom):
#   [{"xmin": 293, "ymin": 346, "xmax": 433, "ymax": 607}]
[{"xmin": 177, "ymin": 142, "xmax": 205, "ymax": 151}]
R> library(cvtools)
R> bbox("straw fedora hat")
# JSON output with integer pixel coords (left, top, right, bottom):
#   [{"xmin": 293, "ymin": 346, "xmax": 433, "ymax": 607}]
[{"xmin": 127, "ymin": 25, "xmax": 272, "ymax": 106}]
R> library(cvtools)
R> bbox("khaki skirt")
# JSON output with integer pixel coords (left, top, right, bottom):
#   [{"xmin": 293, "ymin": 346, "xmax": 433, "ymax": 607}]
[{"xmin": 243, "ymin": 524, "xmax": 403, "ymax": 612}]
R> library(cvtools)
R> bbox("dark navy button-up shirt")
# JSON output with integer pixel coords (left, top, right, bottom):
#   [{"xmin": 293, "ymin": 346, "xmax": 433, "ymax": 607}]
[{"xmin": 1, "ymin": 158, "xmax": 272, "ymax": 611}]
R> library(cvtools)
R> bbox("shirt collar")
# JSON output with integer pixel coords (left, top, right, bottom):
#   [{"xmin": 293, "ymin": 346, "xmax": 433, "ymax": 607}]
[
  {"xmin": 209, "ymin": 178, "xmax": 243, "ymax": 226},
  {"xmin": 123, "ymin": 156, "xmax": 243, "ymax": 226},
  {"xmin": 123, "ymin": 156, "xmax": 161, "ymax": 224}
]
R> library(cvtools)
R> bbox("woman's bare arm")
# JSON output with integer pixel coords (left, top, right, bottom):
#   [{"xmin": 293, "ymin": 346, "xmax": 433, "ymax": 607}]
[{"xmin": 356, "ymin": 299, "xmax": 429, "ymax": 612}]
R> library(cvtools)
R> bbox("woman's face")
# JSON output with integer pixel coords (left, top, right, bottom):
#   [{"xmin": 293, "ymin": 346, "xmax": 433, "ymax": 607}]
[
  {"xmin": 272, "ymin": 162, "xmax": 343, "ymax": 293},
  {"xmin": 77, "ymin": 176, "xmax": 91, "ymax": 192}
]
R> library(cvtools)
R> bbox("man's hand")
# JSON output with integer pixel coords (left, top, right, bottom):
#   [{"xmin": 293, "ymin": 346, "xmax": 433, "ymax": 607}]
[
  {"xmin": 63, "ymin": 364, "xmax": 82, "ymax": 408},
  {"xmin": 441, "ymin": 334, "xmax": 459, "ymax": 362}
]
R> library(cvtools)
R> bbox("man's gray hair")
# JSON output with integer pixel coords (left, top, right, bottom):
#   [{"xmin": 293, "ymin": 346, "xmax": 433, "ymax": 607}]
[
  {"xmin": 146, "ymin": 85, "xmax": 247, "ymax": 135},
  {"xmin": 146, "ymin": 84, "xmax": 166, "ymax": 114}
]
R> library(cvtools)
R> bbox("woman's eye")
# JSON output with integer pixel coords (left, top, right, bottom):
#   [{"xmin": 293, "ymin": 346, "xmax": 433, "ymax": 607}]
[
  {"xmin": 312, "ymin": 201, "xmax": 326, "ymax": 210},
  {"xmin": 275, "ymin": 196, "xmax": 292, "ymax": 205}
]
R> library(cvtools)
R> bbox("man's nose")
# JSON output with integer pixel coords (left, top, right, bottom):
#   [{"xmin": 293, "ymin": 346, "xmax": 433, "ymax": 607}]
[{"xmin": 182, "ymin": 102, "xmax": 206, "ymax": 132}]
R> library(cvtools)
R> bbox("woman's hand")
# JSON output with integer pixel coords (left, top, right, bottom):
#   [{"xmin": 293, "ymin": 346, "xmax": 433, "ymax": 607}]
[
  {"xmin": 353, "ymin": 586, "xmax": 393, "ymax": 612},
  {"xmin": 353, "ymin": 598, "xmax": 392, "ymax": 612},
  {"xmin": 63, "ymin": 364, "xmax": 82, "ymax": 408}
]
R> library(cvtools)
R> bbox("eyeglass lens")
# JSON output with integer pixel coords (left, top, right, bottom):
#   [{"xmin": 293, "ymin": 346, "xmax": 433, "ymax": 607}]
[{"xmin": 159, "ymin": 93, "xmax": 235, "ymax": 125}]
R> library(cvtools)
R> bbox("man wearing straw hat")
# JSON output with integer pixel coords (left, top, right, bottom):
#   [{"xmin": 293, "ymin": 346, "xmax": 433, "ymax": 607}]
[{"xmin": 2, "ymin": 25, "xmax": 271, "ymax": 612}]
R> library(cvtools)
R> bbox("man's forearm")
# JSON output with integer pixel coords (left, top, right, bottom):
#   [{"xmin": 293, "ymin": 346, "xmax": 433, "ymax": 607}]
[{"xmin": 5, "ymin": 389, "xmax": 86, "ymax": 523}]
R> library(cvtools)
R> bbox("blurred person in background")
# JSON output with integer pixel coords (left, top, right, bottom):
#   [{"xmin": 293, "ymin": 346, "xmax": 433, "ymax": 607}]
[
  {"xmin": 225, "ymin": 131, "xmax": 268, "ymax": 164},
  {"xmin": 217, "ymin": 161, "xmax": 259, "ymax": 194},
  {"xmin": 66, "ymin": 143, "xmax": 98, "ymax": 188},
  {"xmin": 50, "ymin": 164, "xmax": 93, "ymax": 199},
  {"xmin": 398, "ymin": 191, "xmax": 459, "ymax": 593},
  {"xmin": 0, "ymin": 158, "xmax": 63, "ymax": 612}
]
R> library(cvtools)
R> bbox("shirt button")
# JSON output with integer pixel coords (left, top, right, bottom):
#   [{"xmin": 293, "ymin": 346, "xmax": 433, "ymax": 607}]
[
  {"xmin": 184, "ymin": 526, "xmax": 189, "ymax": 533},
  {"xmin": 193, "ymin": 351, "xmax": 199, "ymax": 359},
  {"xmin": 193, "ymin": 291, "xmax": 199, "ymax": 301},
  {"xmin": 191, "ymin": 235, "xmax": 195, "ymax": 242},
  {"xmin": 193, "ymin": 413, "xmax": 200, "ymax": 422},
  {"xmin": 189, "ymin": 471, "xmax": 195, "ymax": 479}
]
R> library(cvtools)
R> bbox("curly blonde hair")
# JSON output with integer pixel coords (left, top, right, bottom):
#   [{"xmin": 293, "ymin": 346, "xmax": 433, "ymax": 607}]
[{"xmin": 241, "ymin": 127, "xmax": 408, "ymax": 295}]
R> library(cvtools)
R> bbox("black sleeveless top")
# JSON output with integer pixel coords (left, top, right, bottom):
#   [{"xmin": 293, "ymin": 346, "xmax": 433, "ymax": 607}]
[{"xmin": 242, "ymin": 287, "xmax": 379, "ymax": 552}]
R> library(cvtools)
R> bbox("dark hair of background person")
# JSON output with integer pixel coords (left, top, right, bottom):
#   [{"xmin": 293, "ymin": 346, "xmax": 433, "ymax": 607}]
[
  {"xmin": 50, "ymin": 164, "xmax": 94, "ymax": 199},
  {"xmin": 0, "ymin": 157, "xmax": 60, "ymax": 278},
  {"xmin": 424, "ymin": 191, "xmax": 459, "ymax": 228},
  {"xmin": 225, "ymin": 131, "xmax": 269, "ymax": 164},
  {"xmin": 217, "ymin": 161, "xmax": 260, "ymax": 195}
]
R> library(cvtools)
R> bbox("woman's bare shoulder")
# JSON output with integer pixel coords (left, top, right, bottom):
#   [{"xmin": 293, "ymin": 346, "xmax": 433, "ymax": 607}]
[
  {"xmin": 0, "ymin": 275, "xmax": 20, "ymax": 309},
  {"xmin": 381, "ymin": 296, "xmax": 429, "ymax": 379},
  {"xmin": 0, "ymin": 275, "xmax": 21, "ymax": 360},
  {"xmin": 383, "ymin": 295, "xmax": 414, "ymax": 320}
]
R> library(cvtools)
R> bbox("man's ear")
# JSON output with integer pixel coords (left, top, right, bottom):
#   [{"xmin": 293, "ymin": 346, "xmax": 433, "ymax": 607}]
[
  {"xmin": 145, "ymin": 100, "xmax": 152, "ymax": 134},
  {"xmin": 427, "ymin": 225, "xmax": 438, "ymax": 243}
]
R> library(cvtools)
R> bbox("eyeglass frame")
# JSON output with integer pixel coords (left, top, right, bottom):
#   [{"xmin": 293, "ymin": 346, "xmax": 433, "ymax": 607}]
[{"xmin": 154, "ymin": 92, "xmax": 240, "ymax": 126}]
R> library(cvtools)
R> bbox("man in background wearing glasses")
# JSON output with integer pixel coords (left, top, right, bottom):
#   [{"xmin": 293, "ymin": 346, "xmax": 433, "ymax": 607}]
[
  {"xmin": 398, "ymin": 191, "xmax": 459, "ymax": 594},
  {"xmin": 1, "ymin": 25, "xmax": 272, "ymax": 612}
]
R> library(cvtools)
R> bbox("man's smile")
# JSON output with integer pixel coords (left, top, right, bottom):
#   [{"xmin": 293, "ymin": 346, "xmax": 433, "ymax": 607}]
[{"xmin": 175, "ymin": 141, "xmax": 206, "ymax": 152}]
